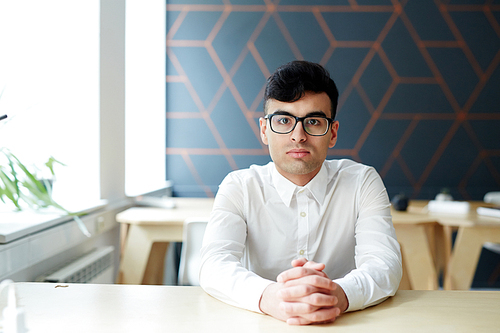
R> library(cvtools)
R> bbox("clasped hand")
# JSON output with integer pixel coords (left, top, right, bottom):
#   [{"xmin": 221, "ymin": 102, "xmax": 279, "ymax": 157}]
[{"xmin": 259, "ymin": 258, "xmax": 348, "ymax": 325}]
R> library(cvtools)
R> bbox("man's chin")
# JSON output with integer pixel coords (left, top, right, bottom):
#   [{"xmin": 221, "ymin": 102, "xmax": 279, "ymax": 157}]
[{"xmin": 280, "ymin": 161, "xmax": 320, "ymax": 176}]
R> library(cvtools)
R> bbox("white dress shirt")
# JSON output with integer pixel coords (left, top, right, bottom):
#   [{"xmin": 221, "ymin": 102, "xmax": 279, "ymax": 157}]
[{"xmin": 199, "ymin": 159, "xmax": 402, "ymax": 313}]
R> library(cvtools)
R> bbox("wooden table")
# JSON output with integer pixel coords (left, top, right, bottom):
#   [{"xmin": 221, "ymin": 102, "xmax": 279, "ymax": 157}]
[
  {"xmin": 434, "ymin": 203, "xmax": 500, "ymax": 290},
  {"xmin": 116, "ymin": 197, "xmax": 214, "ymax": 284},
  {"xmin": 117, "ymin": 197, "xmax": 431, "ymax": 288},
  {"xmin": 392, "ymin": 202, "xmax": 449, "ymax": 290},
  {"xmin": 392, "ymin": 200, "xmax": 500, "ymax": 291},
  {"xmin": 7, "ymin": 283, "xmax": 500, "ymax": 333},
  {"xmin": 117, "ymin": 198, "xmax": 500, "ymax": 291}
]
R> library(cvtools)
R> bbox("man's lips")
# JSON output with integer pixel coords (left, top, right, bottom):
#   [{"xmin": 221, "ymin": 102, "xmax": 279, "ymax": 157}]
[{"xmin": 287, "ymin": 149, "xmax": 310, "ymax": 158}]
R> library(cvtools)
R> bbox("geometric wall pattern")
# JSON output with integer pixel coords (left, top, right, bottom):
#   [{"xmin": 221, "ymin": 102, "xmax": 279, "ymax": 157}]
[{"xmin": 166, "ymin": 0, "xmax": 500, "ymax": 200}]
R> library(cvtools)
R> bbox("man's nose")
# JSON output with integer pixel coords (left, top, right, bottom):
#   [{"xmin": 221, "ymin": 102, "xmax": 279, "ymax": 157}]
[{"xmin": 291, "ymin": 120, "xmax": 307, "ymax": 142}]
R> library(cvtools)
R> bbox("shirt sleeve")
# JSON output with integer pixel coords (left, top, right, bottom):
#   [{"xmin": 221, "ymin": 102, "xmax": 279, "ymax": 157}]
[
  {"xmin": 199, "ymin": 173, "xmax": 274, "ymax": 313},
  {"xmin": 334, "ymin": 166, "xmax": 403, "ymax": 312}
]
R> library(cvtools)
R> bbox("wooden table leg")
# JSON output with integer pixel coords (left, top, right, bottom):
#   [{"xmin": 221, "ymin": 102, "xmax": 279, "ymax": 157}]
[
  {"xmin": 142, "ymin": 242, "xmax": 169, "ymax": 285},
  {"xmin": 444, "ymin": 227, "xmax": 500, "ymax": 290},
  {"xmin": 119, "ymin": 224, "xmax": 155, "ymax": 284},
  {"xmin": 441, "ymin": 225, "xmax": 455, "ymax": 280},
  {"xmin": 118, "ymin": 224, "xmax": 184, "ymax": 285},
  {"xmin": 119, "ymin": 223, "xmax": 130, "ymax": 259},
  {"xmin": 395, "ymin": 224, "xmax": 438, "ymax": 290}
]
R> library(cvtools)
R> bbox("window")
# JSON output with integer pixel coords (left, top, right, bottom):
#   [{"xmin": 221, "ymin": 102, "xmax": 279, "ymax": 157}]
[
  {"xmin": 125, "ymin": 0, "xmax": 167, "ymax": 197},
  {"xmin": 0, "ymin": 0, "xmax": 100, "ymax": 207},
  {"xmin": 0, "ymin": 0, "xmax": 167, "ymax": 210}
]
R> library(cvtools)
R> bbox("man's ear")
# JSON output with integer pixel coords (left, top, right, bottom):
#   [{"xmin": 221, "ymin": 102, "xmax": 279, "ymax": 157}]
[
  {"xmin": 260, "ymin": 117, "xmax": 269, "ymax": 145},
  {"xmin": 329, "ymin": 121, "xmax": 339, "ymax": 148}
]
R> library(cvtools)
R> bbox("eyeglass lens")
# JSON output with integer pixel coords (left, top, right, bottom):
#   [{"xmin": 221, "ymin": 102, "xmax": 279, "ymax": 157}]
[{"xmin": 270, "ymin": 115, "xmax": 329, "ymax": 135}]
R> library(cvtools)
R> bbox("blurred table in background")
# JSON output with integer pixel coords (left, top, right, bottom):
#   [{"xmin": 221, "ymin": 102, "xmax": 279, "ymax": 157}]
[
  {"xmin": 392, "ymin": 200, "xmax": 500, "ymax": 290},
  {"xmin": 116, "ymin": 197, "xmax": 214, "ymax": 284},
  {"xmin": 117, "ymin": 198, "xmax": 500, "ymax": 290}
]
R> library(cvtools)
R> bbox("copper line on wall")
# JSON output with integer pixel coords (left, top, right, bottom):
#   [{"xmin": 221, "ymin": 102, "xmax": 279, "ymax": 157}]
[
  {"xmin": 166, "ymin": 49, "xmax": 206, "ymax": 113},
  {"xmin": 246, "ymin": 11, "xmax": 273, "ymax": 79},
  {"xmin": 277, "ymin": 5, "xmax": 395, "ymax": 13},
  {"xmin": 249, "ymin": 84, "xmax": 267, "ymax": 114},
  {"xmin": 167, "ymin": 148, "xmax": 269, "ymax": 156},
  {"xmin": 458, "ymin": 153, "xmax": 485, "ymax": 200},
  {"xmin": 462, "ymin": 50, "xmax": 500, "ymax": 114},
  {"xmin": 353, "ymin": 80, "xmax": 398, "ymax": 155},
  {"xmin": 380, "ymin": 113, "xmax": 457, "ymax": 120},
  {"xmin": 380, "ymin": 117, "xmax": 420, "ymax": 179},
  {"xmin": 413, "ymin": 120, "xmax": 463, "ymax": 197},
  {"xmin": 272, "ymin": 12, "xmax": 304, "ymax": 60},
  {"xmin": 398, "ymin": 77, "xmax": 438, "ymax": 84},
  {"xmin": 377, "ymin": 47, "xmax": 399, "ymax": 80},
  {"xmin": 484, "ymin": 7, "xmax": 500, "ymax": 38},
  {"xmin": 166, "ymin": 9, "xmax": 188, "ymax": 40},
  {"xmin": 399, "ymin": 10, "xmax": 461, "ymax": 114},
  {"xmin": 166, "ymin": 75, "xmax": 187, "ymax": 83},
  {"xmin": 337, "ymin": 8, "xmax": 400, "ymax": 113},
  {"xmin": 166, "ymin": 5, "xmax": 268, "ymax": 12},
  {"xmin": 167, "ymin": 112, "xmax": 205, "ymax": 119},
  {"xmin": 354, "ymin": 84, "xmax": 376, "ymax": 116},
  {"xmin": 446, "ymin": 4, "xmax": 499, "ymax": 12},
  {"xmin": 396, "ymin": 154, "xmax": 417, "ymax": 186},
  {"xmin": 180, "ymin": 151, "xmax": 215, "ymax": 198},
  {"xmin": 438, "ymin": 4, "xmax": 484, "ymax": 78}
]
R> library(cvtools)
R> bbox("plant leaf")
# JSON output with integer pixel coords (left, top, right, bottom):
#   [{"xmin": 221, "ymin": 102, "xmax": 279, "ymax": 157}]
[{"xmin": 45, "ymin": 156, "xmax": 66, "ymax": 176}]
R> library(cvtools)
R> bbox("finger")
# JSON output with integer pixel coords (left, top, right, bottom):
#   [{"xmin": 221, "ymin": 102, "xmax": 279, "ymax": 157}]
[
  {"xmin": 279, "ymin": 289, "xmax": 338, "ymax": 307},
  {"xmin": 286, "ymin": 307, "xmax": 341, "ymax": 325},
  {"xmin": 277, "ymin": 267, "xmax": 327, "ymax": 283},
  {"xmin": 302, "ymin": 261, "xmax": 325, "ymax": 271},
  {"xmin": 282, "ymin": 275, "xmax": 335, "ymax": 291},
  {"xmin": 287, "ymin": 316, "xmax": 338, "ymax": 326},
  {"xmin": 279, "ymin": 301, "xmax": 321, "ymax": 315},
  {"xmin": 291, "ymin": 259, "xmax": 326, "ymax": 272},
  {"xmin": 287, "ymin": 316, "xmax": 337, "ymax": 326},
  {"xmin": 278, "ymin": 284, "xmax": 330, "ymax": 300},
  {"xmin": 291, "ymin": 258, "xmax": 308, "ymax": 267}
]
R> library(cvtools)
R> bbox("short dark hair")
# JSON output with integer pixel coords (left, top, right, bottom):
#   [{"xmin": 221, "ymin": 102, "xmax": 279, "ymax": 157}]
[{"xmin": 263, "ymin": 60, "xmax": 339, "ymax": 119}]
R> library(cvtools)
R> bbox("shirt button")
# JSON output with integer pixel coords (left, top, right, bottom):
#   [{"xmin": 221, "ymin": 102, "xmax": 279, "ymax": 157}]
[
  {"xmin": 300, "ymin": 212, "xmax": 306, "ymax": 217},
  {"xmin": 299, "ymin": 250, "xmax": 305, "ymax": 255}
]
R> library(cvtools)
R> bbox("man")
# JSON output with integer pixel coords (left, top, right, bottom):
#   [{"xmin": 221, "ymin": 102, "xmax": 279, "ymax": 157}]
[{"xmin": 199, "ymin": 60, "xmax": 402, "ymax": 325}]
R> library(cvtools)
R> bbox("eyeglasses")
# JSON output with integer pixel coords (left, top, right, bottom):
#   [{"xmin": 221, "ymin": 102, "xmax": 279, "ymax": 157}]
[{"xmin": 264, "ymin": 113, "xmax": 334, "ymax": 136}]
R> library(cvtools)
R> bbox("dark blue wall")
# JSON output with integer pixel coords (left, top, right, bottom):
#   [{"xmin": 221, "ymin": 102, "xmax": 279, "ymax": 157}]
[{"xmin": 166, "ymin": 1, "xmax": 500, "ymax": 200}]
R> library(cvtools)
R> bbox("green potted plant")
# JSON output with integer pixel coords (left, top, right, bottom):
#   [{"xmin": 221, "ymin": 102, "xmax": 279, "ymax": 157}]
[{"xmin": 0, "ymin": 147, "xmax": 90, "ymax": 236}]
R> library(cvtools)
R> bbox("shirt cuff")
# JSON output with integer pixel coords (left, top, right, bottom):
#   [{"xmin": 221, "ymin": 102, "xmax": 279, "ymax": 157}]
[
  {"xmin": 248, "ymin": 278, "xmax": 275, "ymax": 313},
  {"xmin": 333, "ymin": 275, "xmax": 363, "ymax": 312}
]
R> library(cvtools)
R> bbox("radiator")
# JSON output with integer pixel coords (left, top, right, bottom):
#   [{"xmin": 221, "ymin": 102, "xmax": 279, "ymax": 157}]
[{"xmin": 39, "ymin": 246, "xmax": 115, "ymax": 284}]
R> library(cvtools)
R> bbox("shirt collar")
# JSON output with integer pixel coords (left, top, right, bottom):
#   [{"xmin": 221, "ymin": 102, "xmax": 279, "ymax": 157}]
[
  {"xmin": 303, "ymin": 163, "xmax": 328, "ymax": 204},
  {"xmin": 271, "ymin": 162, "xmax": 328, "ymax": 207}
]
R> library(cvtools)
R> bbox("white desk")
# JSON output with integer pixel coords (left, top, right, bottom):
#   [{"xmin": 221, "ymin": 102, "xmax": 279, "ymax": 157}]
[{"xmin": 6, "ymin": 283, "xmax": 500, "ymax": 333}]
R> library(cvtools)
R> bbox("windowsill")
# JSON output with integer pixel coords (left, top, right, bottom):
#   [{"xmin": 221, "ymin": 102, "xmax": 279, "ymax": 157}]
[{"xmin": 0, "ymin": 200, "xmax": 108, "ymax": 244}]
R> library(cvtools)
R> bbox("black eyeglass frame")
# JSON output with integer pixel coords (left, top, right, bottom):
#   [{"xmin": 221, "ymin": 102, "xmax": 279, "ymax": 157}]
[{"xmin": 264, "ymin": 113, "xmax": 335, "ymax": 136}]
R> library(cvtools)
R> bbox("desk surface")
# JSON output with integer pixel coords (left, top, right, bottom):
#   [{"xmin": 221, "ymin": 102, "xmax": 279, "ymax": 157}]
[
  {"xmin": 115, "ymin": 197, "xmax": 214, "ymax": 225},
  {"xmin": 7, "ymin": 283, "xmax": 500, "ymax": 333},
  {"xmin": 392, "ymin": 200, "xmax": 500, "ymax": 227}
]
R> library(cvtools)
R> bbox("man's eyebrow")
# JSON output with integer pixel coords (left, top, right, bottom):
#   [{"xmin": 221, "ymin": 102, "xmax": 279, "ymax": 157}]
[
  {"xmin": 272, "ymin": 110, "xmax": 292, "ymax": 116},
  {"xmin": 306, "ymin": 111, "xmax": 328, "ymax": 118},
  {"xmin": 270, "ymin": 110, "xmax": 329, "ymax": 117}
]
